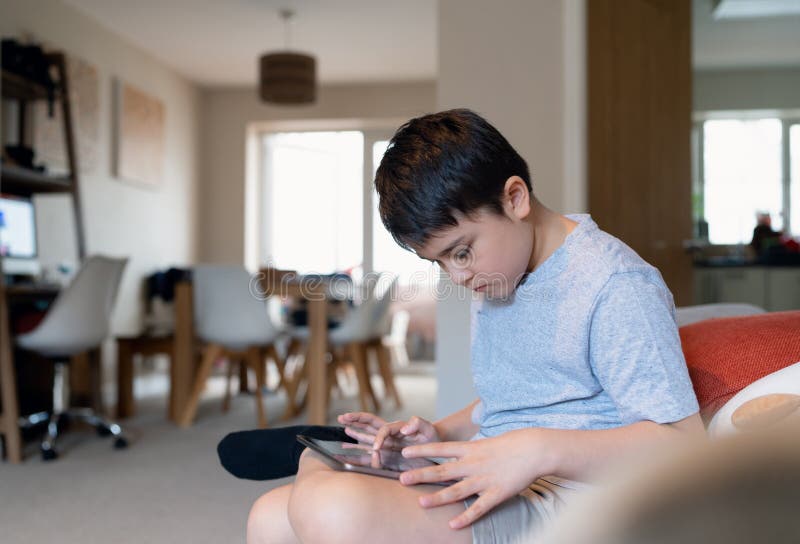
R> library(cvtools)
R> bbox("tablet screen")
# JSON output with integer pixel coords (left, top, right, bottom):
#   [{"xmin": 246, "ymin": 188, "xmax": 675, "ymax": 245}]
[{"xmin": 299, "ymin": 436, "xmax": 439, "ymax": 473}]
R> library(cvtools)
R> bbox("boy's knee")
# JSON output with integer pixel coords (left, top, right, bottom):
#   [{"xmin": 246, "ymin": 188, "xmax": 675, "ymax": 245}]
[
  {"xmin": 288, "ymin": 472, "xmax": 374, "ymax": 543},
  {"xmin": 247, "ymin": 487, "xmax": 290, "ymax": 544},
  {"xmin": 247, "ymin": 493, "xmax": 271, "ymax": 544}
]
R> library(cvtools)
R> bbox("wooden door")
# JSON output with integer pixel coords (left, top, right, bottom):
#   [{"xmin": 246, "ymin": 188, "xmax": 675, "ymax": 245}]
[{"xmin": 588, "ymin": 0, "xmax": 693, "ymax": 305}]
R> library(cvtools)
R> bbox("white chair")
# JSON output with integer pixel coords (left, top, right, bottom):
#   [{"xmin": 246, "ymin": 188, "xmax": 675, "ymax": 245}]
[
  {"xmin": 178, "ymin": 265, "xmax": 285, "ymax": 428},
  {"xmin": 16, "ymin": 255, "xmax": 128, "ymax": 461},
  {"xmin": 287, "ymin": 274, "xmax": 401, "ymax": 415},
  {"xmin": 675, "ymin": 303, "xmax": 766, "ymax": 327},
  {"xmin": 383, "ymin": 309, "xmax": 411, "ymax": 368}
]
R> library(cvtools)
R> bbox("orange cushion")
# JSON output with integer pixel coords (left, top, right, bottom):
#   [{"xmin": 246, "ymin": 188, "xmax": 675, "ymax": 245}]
[{"xmin": 679, "ymin": 311, "xmax": 800, "ymax": 421}]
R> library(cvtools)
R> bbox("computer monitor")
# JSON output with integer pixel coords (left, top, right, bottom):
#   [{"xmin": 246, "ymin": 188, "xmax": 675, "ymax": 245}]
[{"xmin": 0, "ymin": 194, "xmax": 41, "ymax": 277}]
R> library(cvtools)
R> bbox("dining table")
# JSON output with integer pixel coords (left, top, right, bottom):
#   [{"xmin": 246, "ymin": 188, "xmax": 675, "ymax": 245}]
[
  {"xmin": 257, "ymin": 268, "xmax": 332, "ymax": 425},
  {"xmin": 119, "ymin": 269, "xmax": 338, "ymax": 426}
]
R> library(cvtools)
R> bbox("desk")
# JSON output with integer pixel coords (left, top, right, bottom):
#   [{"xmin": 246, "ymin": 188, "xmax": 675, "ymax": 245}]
[
  {"xmin": 0, "ymin": 283, "xmax": 60, "ymax": 463},
  {"xmin": 115, "ymin": 281, "xmax": 195, "ymax": 423},
  {"xmin": 0, "ymin": 283, "xmax": 23, "ymax": 462}
]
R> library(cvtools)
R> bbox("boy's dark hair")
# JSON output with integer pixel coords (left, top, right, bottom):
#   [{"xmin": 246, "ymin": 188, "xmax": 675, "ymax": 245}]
[{"xmin": 374, "ymin": 108, "xmax": 531, "ymax": 251}]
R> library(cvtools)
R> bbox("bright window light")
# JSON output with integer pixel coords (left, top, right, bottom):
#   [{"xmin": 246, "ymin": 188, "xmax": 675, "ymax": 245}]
[
  {"xmin": 263, "ymin": 131, "xmax": 363, "ymax": 274},
  {"xmin": 371, "ymin": 140, "xmax": 437, "ymax": 286},
  {"xmin": 703, "ymin": 119, "xmax": 783, "ymax": 244}
]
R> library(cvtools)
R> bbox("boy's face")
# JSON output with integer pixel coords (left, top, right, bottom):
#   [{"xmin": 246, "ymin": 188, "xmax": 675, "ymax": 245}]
[{"xmin": 412, "ymin": 178, "xmax": 533, "ymax": 299}]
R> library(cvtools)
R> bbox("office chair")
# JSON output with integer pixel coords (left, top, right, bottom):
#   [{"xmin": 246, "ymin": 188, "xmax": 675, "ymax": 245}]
[
  {"xmin": 178, "ymin": 265, "xmax": 286, "ymax": 428},
  {"xmin": 16, "ymin": 255, "xmax": 128, "ymax": 461}
]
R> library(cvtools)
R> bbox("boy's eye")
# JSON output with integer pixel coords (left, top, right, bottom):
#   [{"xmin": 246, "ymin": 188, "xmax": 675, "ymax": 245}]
[{"xmin": 452, "ymin": 247, "xmax": 471, "ymax": 265}]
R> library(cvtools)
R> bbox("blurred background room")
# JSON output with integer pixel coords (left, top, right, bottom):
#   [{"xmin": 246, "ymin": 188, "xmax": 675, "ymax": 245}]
[{"xmin": 0, "ymin": 0, "xmax": 798, "ymax": 542}]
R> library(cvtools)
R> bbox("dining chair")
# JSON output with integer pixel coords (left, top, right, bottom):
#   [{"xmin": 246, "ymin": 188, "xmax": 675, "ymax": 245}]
[
  {"xmin": 286, "ymin": 274, "xmax": 401, "ymax": 416},
  {"xmin": 178, "ymin": 265, "xmax": 285, "ymax": 428},
  {"xmin": 383, "ymin": 309, "xmax": 410, "ymax": 368}
]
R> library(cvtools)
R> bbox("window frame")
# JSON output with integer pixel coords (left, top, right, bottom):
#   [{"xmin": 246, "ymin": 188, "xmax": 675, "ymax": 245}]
[
  {"xmin": 244, "ymin": 118, "xmax": 404, "ymax": 273},
  {"xmin": 693, "ymin": 109, "xmax": 800, "ymax": 244}
]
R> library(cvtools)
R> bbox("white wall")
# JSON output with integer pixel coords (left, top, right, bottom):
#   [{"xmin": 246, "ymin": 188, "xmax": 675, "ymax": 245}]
[
  {"xmin": 694, "ymin": 67, "xmax": 800, "ymax": 111},
  {"xmin": 434, "ymin": 0, "xmax": 586, "ymax": 417},
  {"xmin": 1, "ymin": 0, "xmax": 199, "ymax": 338},
  {"xmin": 198, "ymin": 82, "xmax": 436, "ymax": 265}
]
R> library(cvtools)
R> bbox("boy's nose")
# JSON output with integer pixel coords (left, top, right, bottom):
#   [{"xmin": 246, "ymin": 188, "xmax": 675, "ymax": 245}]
[{"xmin": 449, "ymin": 268, "xmax": 473, "ymax": 287}]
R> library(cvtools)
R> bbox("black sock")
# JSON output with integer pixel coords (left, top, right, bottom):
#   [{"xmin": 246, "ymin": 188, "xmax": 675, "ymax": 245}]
[{"xmin": 217, "ymin": 425, "xmax": 355, "ymax": 481}]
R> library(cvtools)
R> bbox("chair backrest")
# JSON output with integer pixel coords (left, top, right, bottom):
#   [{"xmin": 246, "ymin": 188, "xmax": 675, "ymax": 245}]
[
  {"xmin": 370, "ymin": 275, "xmax": 398, "ymax": 338},
  {"xmin": 193, "ymin": 264, "xmax": 281, "ymax": 349},
  {"xmin": 16, "ymin": 255, "xmax": 128, "ymax": 356},
  {"xmin": 331, "ymin": 273, "xmax": 397, "ymax": 343},
  {"xmin": 386, "ymin": 309, "xmax": 410, "ymax": 345}
]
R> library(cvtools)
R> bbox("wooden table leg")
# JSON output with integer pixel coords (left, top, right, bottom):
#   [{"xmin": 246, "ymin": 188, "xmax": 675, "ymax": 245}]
[
  {"xmin": 306, "ymin": 296, "xmax": 328, "ymax": 424},
  {"xmin": 88, "ymin": 347, "xmax": 104, "ymax": 415},
  {"xmin": 69, "ymin": 352, "xmax": 90, "ymax": 408},
  {"xmin": 0, "ymin": 288, "xmax": 22, "ymax": 463},
  {"xmin": 374, "ymin": 342, "xmax": 402, "ymax": 409},
  {"xmin": 116, "ymin": 339, "xmax": 134, "ymax": 419},
  {"xmin": 238, "ymin": 362, "xmax": 249, "ymax": 393},
  {"xmin": 171, "ymin": 282, "xmax": 194, "ymax": 423}
]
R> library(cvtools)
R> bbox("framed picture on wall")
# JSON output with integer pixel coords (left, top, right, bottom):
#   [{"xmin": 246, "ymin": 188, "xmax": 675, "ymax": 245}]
[
  {"xmin": 33, "ymin": 53, "xmax": 100, "ymax": 176},
  {"xmin": 112, "ymin": 78, "xmax": 165, "ymax": 187}
]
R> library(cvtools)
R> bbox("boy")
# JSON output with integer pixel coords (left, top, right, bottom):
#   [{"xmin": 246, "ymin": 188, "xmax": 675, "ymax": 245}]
[{"xmin": 245, "ymin": 109, "xmax": 703, "ymax": 543}]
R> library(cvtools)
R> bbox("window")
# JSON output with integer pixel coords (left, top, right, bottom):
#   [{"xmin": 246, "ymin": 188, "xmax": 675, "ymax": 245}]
[
  {"xmin": 262, "ymin": 131, "xmax": 363, "ymax": 274},
  {"xmin": 697, "ymin": 116, "xmax": 799, "ymax": 245},
  {"xmin": 258, "ymin": 127, "xmax": 435, "ymax": 286},
  {"xmin": 371, "ymin": 140, "xmax": 437, "ymax": 286}
]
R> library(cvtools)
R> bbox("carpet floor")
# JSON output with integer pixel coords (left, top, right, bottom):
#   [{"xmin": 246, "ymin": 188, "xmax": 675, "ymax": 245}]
[{"xmin": 0, "ymin": 363, "xmax": 436, "ymax": 543}]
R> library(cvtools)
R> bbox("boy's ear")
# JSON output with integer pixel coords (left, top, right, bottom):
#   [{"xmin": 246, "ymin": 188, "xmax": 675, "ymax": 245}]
[{"xmin": 503, "ymin": 176, "xmax": 531, "ymax": 220}]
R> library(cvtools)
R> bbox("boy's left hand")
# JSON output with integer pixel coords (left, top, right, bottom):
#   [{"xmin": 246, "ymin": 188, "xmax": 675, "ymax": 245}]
[{"xmin": 398, "ymin": 428, "xmax": 547, "ymax": 529}]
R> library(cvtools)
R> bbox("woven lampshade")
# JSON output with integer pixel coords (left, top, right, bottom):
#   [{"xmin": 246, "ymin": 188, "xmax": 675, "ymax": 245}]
[{"xmin": 259, "ymin": 52, "xmax": 316, "ymax": 105}]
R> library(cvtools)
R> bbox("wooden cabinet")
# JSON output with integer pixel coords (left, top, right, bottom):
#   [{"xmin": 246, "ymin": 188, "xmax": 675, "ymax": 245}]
[
  {"xmin": 693, "ymin": 267, "xmax": 800, "ymax": 311},
  {"xmin": 587, "ymin": 0, "xmax": 693, "ymax": 305}
]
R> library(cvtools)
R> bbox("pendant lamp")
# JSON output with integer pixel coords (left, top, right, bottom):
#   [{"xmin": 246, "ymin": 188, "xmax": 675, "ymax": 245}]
[{"xmin": 259, "ymin": 9, "xmax": 317, "ymax": 105}]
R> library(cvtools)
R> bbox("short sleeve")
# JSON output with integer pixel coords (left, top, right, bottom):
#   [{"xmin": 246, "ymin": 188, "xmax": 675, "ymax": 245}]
[{"xmin": 589, "ymin": 272, "xmax": 699, "ymax": 425}]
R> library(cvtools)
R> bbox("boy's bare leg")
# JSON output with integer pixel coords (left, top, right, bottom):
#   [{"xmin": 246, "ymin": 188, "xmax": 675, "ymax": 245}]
[
  {"xmin": 247, "ymin": 484, "xmax": 299, "ymax": 544},
  {"xmin": 286, "ymin": 449, "xmax": 472, "ymax": 544}
]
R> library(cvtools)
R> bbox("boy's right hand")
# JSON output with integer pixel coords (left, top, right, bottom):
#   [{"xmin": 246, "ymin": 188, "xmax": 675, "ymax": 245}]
[
  {"xmin": 337, "ymin": 412, "xmax": 390, "ymax": 445},
  {"xmin": 373, "ymin": 416, "xmax": 440, "ymax": 451},
  {"xmin": 338, "ymin": 412, "xmax": 440, "ymax": 450}
]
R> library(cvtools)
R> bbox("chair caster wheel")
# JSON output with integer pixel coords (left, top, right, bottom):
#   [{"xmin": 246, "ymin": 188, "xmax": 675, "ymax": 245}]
[
  {"xmin": 97, "ymin": 425, "xmax": 112, "ymax": 437},
  {"xmin": 113, "ymin": 437, "xmax": 128, "ymax": 449},
  {"xmin": 41, "ymin": 447, "xmax": 58, "ymax": 461}
]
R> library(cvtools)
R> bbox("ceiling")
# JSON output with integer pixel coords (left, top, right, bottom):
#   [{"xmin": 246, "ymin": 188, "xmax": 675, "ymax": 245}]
[
  {"xmin": 63, "ymin": 0, "xmax": 438, "ymax": 87},
  {"xmin": 693, "ymin": 0, "xmax": 800, "ymax": 69},
  {"xmin": 62, "ymin": 0, "xmax": 799, "ymax": 88}
]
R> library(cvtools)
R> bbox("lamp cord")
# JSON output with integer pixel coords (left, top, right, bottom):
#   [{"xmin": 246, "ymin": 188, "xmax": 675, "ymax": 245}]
[{"xmin": 280, "ymin": 8, "xmax": 294, "ymax": 50}]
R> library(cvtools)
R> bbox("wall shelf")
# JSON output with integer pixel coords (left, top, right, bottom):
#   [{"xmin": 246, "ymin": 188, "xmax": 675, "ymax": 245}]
[
  {"xmin": 1, "ymin": 164, "xmax": 73, "ymax": 196},
  {"xmin": 1, "ymin": 69, "xmax": 52, "ymax": 101},
  {"xmin": 1, "ymin": 50, "xmax": 83, "ymax": 464}
]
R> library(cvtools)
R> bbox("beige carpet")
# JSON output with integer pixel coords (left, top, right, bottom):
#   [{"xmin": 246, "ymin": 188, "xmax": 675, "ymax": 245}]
[{"xmin": 0, "ymin": 364, "xmax": 436, "ymax": 543}]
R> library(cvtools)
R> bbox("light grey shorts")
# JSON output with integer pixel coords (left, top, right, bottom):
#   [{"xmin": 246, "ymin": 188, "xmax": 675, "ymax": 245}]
[{"xmin": 466, "ymin": 477, "xmax": 586, "ymax": 544}]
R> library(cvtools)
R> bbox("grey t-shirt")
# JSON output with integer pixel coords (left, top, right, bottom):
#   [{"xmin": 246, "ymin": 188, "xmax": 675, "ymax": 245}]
[{"xmin": 470, "ymin": 214, "xmax": 699, "ymax": 439}]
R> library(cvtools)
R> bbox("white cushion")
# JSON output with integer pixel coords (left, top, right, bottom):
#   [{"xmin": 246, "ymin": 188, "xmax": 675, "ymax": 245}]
[
  {"xmin": 707, "ymin": 361, "xmax": 800, "ymax": 438},
  {"xmin": 675, "ymin": 303, "xmax": 765, "ymax": 327}
]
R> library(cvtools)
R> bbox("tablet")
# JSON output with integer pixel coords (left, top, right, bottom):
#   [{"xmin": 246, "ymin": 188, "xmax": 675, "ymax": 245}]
[{"xmin": 297, "ymin": 434, "xmax": 448, "ymax": 482}]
